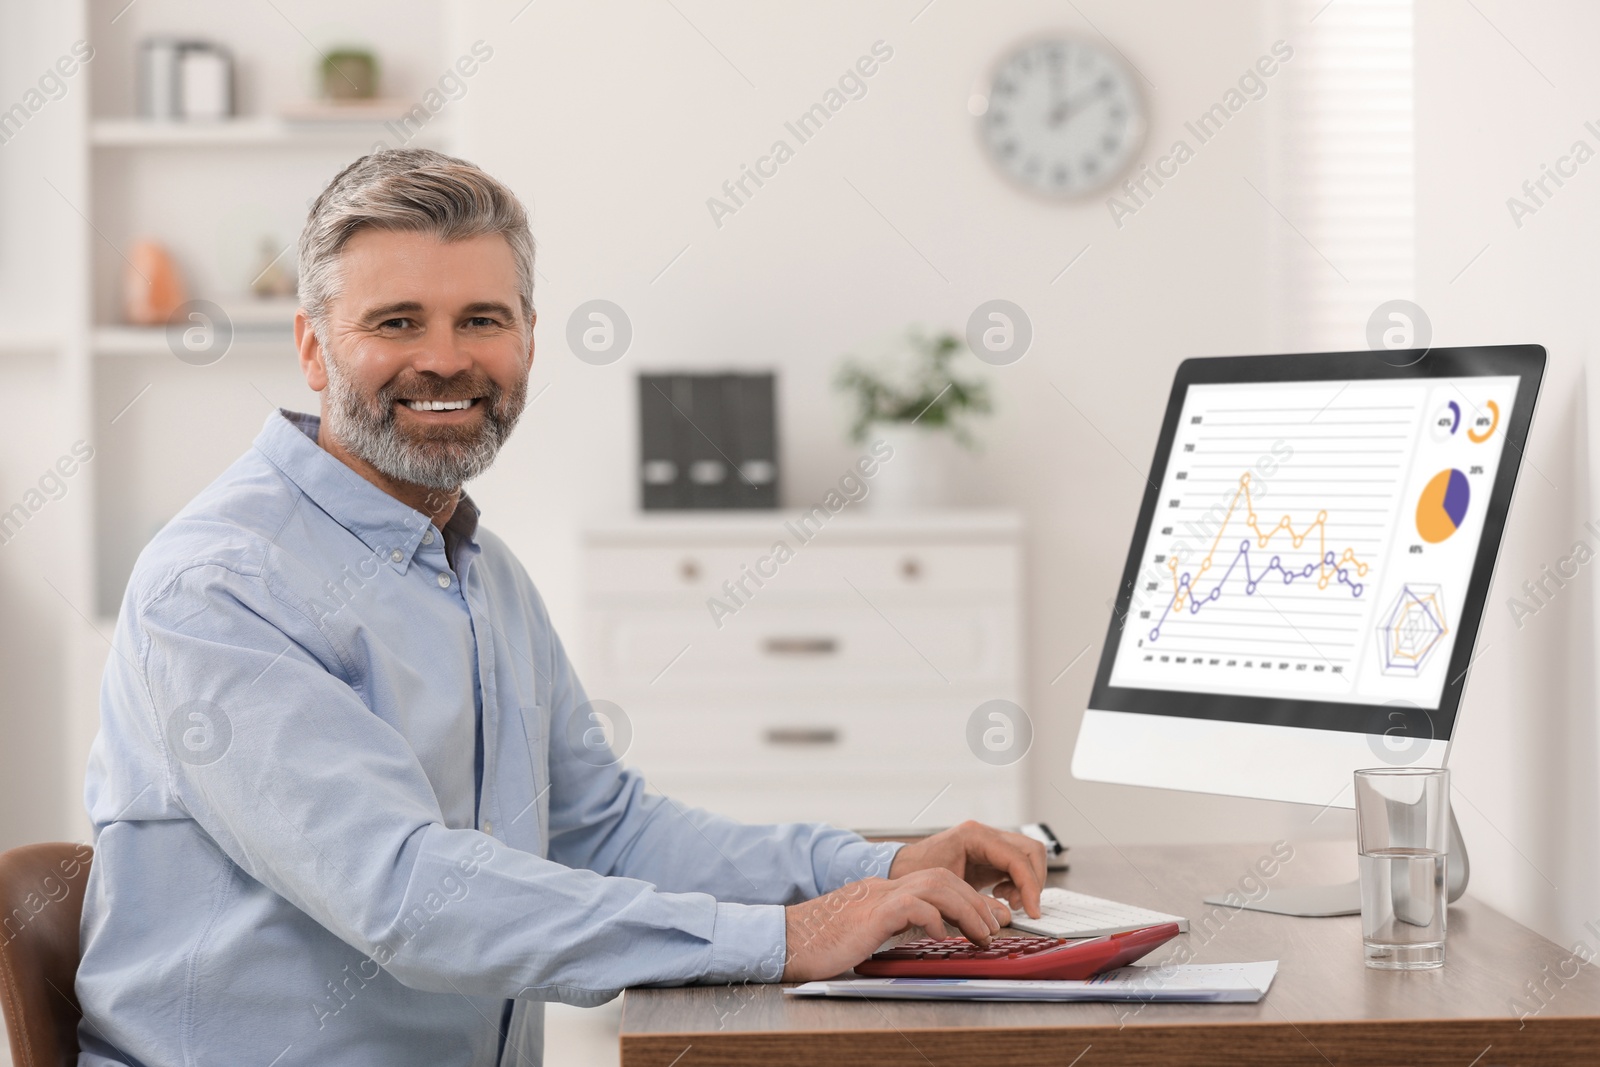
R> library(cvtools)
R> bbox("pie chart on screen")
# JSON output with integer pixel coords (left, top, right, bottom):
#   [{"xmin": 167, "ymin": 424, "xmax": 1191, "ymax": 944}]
[{"xmin": 1416, "ymin": 469, "xmax": 1470, "ymax": 543}]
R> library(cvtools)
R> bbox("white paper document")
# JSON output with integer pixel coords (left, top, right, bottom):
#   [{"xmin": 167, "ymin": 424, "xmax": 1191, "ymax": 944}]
[{"xmin": 784, "ymin": 962, "xmax": 1278, "ymax": 1003}]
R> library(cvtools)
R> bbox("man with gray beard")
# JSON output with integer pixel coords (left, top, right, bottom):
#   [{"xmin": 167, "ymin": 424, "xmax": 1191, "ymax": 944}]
[{"xmin": 75, "ymin": 148, "xmax": 1045, "ymax": 1067}]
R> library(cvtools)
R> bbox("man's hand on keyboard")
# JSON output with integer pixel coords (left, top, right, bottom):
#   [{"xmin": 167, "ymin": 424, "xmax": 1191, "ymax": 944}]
[
  {"xmin": 887, "ymin": 820, "xmax": 1048, "ymax": 920},
  {"xmin": 781, "ymin": 869, "xmax": 1011, "ymax": 981}
]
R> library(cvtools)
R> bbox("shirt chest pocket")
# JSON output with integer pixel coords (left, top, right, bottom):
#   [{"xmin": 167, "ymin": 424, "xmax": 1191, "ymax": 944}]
[{"xmin": 496, "ymin": 703, "xmax": 549, "ymax": 855}]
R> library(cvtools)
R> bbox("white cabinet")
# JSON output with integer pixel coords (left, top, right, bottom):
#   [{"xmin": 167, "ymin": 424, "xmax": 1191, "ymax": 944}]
[{"xmin": 580, "ymin": 511, "xmax": 1026, "ymax": 830}]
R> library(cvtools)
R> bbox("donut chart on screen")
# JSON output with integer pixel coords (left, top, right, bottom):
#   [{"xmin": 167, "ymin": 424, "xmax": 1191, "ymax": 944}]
[{"xmin": 1416, "ymin": 468, "xmax": 1470, "ymax": 543}]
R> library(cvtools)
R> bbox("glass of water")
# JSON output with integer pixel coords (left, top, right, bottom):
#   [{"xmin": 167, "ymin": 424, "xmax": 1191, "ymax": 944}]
[{"xmin": 1354, "ymin": 767, "xmax": 1449, "ymax": 970}]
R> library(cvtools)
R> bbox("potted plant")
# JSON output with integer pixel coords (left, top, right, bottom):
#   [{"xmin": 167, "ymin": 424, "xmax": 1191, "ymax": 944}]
[
  {"xmin": 321, "ymin": 49, "xmax": 379, "ymax": 101},
  {"xmin": 834, "ymin": 328, "xmax": 992, "ymax": 511}
]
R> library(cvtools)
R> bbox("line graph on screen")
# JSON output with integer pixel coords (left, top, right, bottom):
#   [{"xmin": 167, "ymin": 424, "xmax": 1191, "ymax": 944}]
[
  {"xmin": 1124, "ymin": 394, "xmax": 1414, "ymax": 676},
  {"xmin": 1150, "ymin": 472, "xmax": 1371, "ymax": 643}
]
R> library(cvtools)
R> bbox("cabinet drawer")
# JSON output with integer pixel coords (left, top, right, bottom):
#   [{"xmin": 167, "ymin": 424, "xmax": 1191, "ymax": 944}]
[
  {"xmin": 636, "ymin": 769, "xmax": 1025, "ymax": 830},
  {"xmin": 585, "ymin": 542, "xmax": 1018, "ymax": 599},
  {"xmin": 610, "ymin": 695, "xmax": 1020, "ymax": 771},
  {"xmin": 586, "ymin": 601, "xmax": 1016, "ymax": 687}
]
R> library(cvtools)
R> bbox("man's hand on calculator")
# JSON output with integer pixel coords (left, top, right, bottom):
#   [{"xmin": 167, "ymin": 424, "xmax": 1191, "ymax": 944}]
[
  {"xmin": 781, "ymin": 821, "xmax": 1048, "ymax": 982},
  {"xmin": 888, "ymin": 820, "xmax": 1048, "ymax": 920}
]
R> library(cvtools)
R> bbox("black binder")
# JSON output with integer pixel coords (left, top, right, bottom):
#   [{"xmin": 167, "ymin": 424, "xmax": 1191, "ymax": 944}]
[
  {"xmin": 637, "ymin": 372, "xmax": 778, "ymax": 510},
  {"xmin": 684, "ymin": 375, "xmax": 732, "ymax": 508},
  {"xmin": 638, "ymin": 374, "xmax": 689, "ymax": 509},
  {"xmin": 726, "ymin": 374, "xmax": 778, "ymax": 508}
]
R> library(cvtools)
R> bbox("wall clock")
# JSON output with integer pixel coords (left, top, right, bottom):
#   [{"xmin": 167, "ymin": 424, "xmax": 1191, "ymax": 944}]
[{"xmin": 973, "ymin": 35, "xmax": 1147, "ymax": 199}]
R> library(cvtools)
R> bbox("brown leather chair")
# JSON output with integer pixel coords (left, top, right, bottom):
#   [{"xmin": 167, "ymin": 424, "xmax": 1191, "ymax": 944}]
[{"xmin": 0, "ymin": 843, "xmax": 93, "ymax": 1067}]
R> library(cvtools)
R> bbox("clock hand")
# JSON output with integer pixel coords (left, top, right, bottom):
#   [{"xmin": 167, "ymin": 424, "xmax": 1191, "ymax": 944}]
[
  {"xmin": 1047, "ymin": 65, "xmax": 1070, "ymax": 126},
  {"xmin": 1054, "ymin": 84, "xmax": 1112, "ymax": 125}
]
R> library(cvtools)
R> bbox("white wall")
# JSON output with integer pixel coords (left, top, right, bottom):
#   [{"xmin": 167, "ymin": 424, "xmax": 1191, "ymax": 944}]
[
  {"xmin": 1412, "ymin": 0, "xmax": 1600, "ymax": 947},
  {"xmin": 0, "ymin": 0, "xmax": 86, "ymax": 848},
  {"xmin": 452, "ymin": 0, "xmax": 1368, "ymax": 864}
]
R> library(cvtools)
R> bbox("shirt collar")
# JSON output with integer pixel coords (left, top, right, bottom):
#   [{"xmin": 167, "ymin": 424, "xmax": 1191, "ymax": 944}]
[{"xmin": 253, "ymin": 408, "xmax": 481, "ymax": 574}]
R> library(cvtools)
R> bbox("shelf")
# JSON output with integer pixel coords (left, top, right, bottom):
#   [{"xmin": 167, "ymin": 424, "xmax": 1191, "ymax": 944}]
[
  {"xmin": 92, "ymin": 325, "xmax": 293, "ymax": 357},
  {"xmin": 93, "ymin": 296, "xmax": 301, "ymax": 355},
  {"xmin": 90, "ymin": 116, "xmax": 453, "ymax": 149},
  {"xmin": 0, "ymin": 331, "xmax": 65, "ymax": 354}
]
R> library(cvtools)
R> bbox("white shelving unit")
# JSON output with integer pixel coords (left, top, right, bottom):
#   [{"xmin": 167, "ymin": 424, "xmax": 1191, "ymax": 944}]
[{"xmin": 22, "ymin": 0, "xmax": 469, "ymax": 843}]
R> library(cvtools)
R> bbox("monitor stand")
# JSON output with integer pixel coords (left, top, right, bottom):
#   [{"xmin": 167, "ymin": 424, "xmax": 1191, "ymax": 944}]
[{"xmin": 1202, "ymin": 804, "xmax": 1469, "ymax": 918}]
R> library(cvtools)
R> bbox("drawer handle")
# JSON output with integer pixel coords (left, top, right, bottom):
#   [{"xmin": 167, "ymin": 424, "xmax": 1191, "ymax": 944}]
[
  {"xmin": 679, "ymin": 558, "xmax": 701, "ymax": 582},
  {"xmin": 764, "ymin": 727, "xmax": 840, "ymax": 746},
  {"xmin": 762, "ymin": 636, "xmax": 838, "ymax": 657}
]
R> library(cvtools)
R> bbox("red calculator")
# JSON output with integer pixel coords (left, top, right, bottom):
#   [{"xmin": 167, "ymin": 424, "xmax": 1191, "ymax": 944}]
[{"xmin": 854, "ymin": 922, "xmax": 1180, "ymax": 980}]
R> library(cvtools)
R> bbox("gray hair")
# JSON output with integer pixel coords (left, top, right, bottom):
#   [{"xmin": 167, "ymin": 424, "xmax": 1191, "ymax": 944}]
[{"xmin": 297, "ymin": 147, "xmax": 535, "ymax": 343}]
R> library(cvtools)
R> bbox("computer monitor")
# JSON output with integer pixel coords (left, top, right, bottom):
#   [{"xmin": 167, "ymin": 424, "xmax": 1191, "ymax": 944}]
[{"xmin": 1072, "ymin": 346, "xmax": 1545, "ymax": 873}]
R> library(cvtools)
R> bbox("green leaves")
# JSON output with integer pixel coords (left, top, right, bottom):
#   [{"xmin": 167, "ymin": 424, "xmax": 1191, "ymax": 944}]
[{"xmin": 835, "ymin": 329, "xmax": 993, "ymax": 448}]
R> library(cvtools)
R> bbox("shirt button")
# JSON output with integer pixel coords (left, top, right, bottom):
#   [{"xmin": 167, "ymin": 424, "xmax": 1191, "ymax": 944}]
[
  {"xmin": 482, "ymin": 820, "xmax": 494, "ymax": 836},
  {"xmin": 390, "ymin": 549, "xmax": 403, "ymax": 563},
  {"xmin": 422, "ymin": 529, "xmax": 435, "ymax": 545},
  {"xmin": 437, "ymin": 572, "xmax": 451, "ymax": 588}
]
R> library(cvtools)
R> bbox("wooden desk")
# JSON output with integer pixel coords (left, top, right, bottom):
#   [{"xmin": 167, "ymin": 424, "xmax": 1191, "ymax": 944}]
[{"xmin": 620, "ymin": 841, "xmax": 1600, "ymax": 1066}]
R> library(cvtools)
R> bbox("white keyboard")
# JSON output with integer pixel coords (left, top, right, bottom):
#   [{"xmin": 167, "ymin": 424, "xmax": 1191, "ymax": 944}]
[{"xmin": 1007, "ymin": 887, "xmax": 1189, "ymax": 939}]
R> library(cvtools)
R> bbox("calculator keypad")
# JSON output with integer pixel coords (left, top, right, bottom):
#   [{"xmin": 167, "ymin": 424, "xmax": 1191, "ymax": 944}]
[{"xmin": 872, "ymin": 935, "xmax": 1075, "ymax": 961}]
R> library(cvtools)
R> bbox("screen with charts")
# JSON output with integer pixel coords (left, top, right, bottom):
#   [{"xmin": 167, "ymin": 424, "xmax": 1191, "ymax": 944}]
[{"xmin": 1106, "ymin": 374, "xmax": 1522, "ymax": 712}]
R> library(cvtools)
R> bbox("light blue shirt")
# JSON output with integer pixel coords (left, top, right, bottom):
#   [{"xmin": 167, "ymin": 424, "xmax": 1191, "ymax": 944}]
[{"xmin": 77, "ymin": 409, "xmax": 899, "ymax": 1067}]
